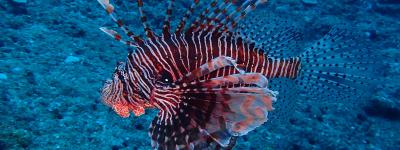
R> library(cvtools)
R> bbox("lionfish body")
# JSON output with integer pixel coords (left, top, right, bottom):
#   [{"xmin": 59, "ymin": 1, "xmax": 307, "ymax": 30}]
[{"xmin": 97, "ymin": 0, "xmax": 385, "ymax": 149}]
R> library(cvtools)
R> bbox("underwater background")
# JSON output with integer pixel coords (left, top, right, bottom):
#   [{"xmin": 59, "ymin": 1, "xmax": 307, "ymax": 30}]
[{"xmin": 0, "ymin": 0, "xmax": 399, "ymax": 149}]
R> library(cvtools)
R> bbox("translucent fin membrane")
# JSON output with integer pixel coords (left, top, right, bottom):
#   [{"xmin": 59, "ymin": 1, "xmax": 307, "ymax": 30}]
[
  {"xmin": 236, "ymin": 12, "xmax": 394, "ymax": 121},
  {"xmin": 267, "ymin": 78, "xmax": 299, "ymax": 124},
  {"xmin": 218, "ymin": 0, "xmax": 268, "ymax": 32},
  {"xmin": 237, "ymin": 12, "xmax": 303, "ymax": 58},
  {"xmin": 296, "ymin": 26, "xmax": 390, "ymax": 108}
]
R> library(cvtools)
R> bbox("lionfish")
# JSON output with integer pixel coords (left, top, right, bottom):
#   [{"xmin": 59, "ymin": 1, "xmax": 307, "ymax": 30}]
[{"xmin": 97, "ymin": 0, "xmax": 385, "ymax": 149}]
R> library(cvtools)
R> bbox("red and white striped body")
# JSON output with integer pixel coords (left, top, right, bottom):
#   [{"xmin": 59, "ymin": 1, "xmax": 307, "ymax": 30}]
[
  {"xmin": 101, "ymin": 30, "xmax": 301, "ymax": 149},
  {"xmin": 130, "ymin": 31, "xmax": 301, "ymax": 86}
]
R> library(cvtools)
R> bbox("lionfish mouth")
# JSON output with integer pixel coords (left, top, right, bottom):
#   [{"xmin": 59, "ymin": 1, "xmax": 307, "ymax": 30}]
[{"xmin": 101, "ymin": 79, "xmax": 145, "ymax": 117}]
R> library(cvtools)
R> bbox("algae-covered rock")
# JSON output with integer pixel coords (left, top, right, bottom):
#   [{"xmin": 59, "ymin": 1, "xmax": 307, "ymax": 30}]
[{"xmin": 64, "ymin": 55, "xmax": 81, "ymax": 64}]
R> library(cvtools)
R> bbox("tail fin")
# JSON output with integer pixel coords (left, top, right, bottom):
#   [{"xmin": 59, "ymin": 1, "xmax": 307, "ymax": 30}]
[
  {"xmin": 238, "ymin": 11, "xmax": 392, "ymax": 121},
  {"xmin": 267, "ymin": 26, "xmax": 393, "ymax": 149},
  {"xmin": 295, "ymin": 26, "xmax": 388, "ymax": 107}
]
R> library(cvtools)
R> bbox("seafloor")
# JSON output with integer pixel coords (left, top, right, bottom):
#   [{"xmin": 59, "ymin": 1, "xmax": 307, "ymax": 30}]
[{"xmin": 0, "ymin": 0, "xmax": 399, "ymax": 149}]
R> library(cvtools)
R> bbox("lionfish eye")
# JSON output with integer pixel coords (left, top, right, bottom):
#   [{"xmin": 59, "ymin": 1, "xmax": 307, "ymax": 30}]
[{"xmin": 158, "ymin": 70, "xmax": 173, "ymax": 84}]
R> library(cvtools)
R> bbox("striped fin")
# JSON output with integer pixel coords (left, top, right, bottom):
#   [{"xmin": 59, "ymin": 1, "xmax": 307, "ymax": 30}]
[
  {"xmin": 136, "ymin": 0, "xmax": 156, "ymax": 39},
  {"xmin": 218, "ymin": 0, "xmax": 268, "ymax": 32},
  {"xmin": 184, "ymin": 73, "xmax": 276, "ymax": 144},
  {"xmin": 162, "ymin": 0, "xmax": 174, "ymax": 37},
  {"xmin": 98, "ymin": 0, "xmax": 270, "ymax": 42},
  {"xmin": 185, "ymin": 0, "xmax": 268, "ymax": 33},
  {"xmin": 195, "ymin": 0, "xmax": 233, "ymax": 32},
  {"xmin": 237, "ymin": 13, "xmax": 303, "ymax": 58},
  {"xmin": 187, "ymin": 0, "xmax": 219, "ymax": 33},
  {"xmin": 97, "ymin": 0, "xmax": 143, "ymax": 44},
  {"xmin": 199, "ymin": 0, "xmax": 232, "ymax": 32},
  {"xmin": 267, "ymin": 78, "xmax": 300, "ymax": 127},
  {"xmin": 237, "ymin": 12, "xmax": 394, "ymax": 126},
  {"xmin": 150, "ymin": 73, "xmax": 277, "ymax": 149},
  {"xmin": 238, "ymin": 12, "xmax": 388, "ymax": 107},
  {"xmin": 175, "ymin": 0, "xmax": 200, "ymax": 34},
  {"xmin": 99, "ymin": 27, "xmax": 144, "ymax": 48},
  {"xmin": 296, "ymin": 26, "xmax": 390, "ymax": 108},
  {"xmin": 250, "ymin": 18, "xmax": 304, "ymax": 123},
  {"xmin": 149, "ymin": 97, "xmax": 221, "ymax": 150},
  {"xmin": 149, "ymin": 56, "xmax": 278, "ymax": 149}
]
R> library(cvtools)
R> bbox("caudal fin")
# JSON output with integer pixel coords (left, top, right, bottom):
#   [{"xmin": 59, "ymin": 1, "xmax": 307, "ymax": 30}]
[
  {"xmin": 295, "ymin": 26, "xmax": 389, "ymax": 107},
  {"xmin": 238, "ymin": 11, "xmax": 392, "ymax": 122}
]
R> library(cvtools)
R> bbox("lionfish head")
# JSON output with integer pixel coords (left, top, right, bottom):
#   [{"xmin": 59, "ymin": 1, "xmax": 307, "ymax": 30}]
[{"xmin": 101, "ymin": 61, "xmax": 150, "ymax": 118}]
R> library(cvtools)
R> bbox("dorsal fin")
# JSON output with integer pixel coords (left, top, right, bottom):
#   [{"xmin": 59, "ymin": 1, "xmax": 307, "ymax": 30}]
[
  {"xmin": 162, "ymin": 0, "xmax": 174, "ymax": 37},
  {"xmin": 200, "ymin": 0, "xmax": 233, "ymax": 32},
  {"xmin": 137, "ymin": 0, "xmax": 155, "ymax": 39},
  {"xmin": 175, "ymin": 0, "xmax": 200, "ymax": 34},
  {"xmin": 186, "ymin": 0, "xmax": 219, "ymax": 33},
  {"xmin": 99, "ymin": 27, "xmax": 139, "ymax": 47},
  {"xmin": 195, "ymin": 0, "xmax": 229, "ymax": 32},
  {"xmin": 218, "ymin": 0, "xmax": 267, "ymax": 32},
  {"xmin": 216, "ymin": 0, "xmax": 253, "ymax": 32},
  {"xmin": 97, "ymin": 0, "xmax": 143, "ymax": 44},
  {"xmin": 237, "ymin": 13, "xmax": 302, "ymax": 58}
]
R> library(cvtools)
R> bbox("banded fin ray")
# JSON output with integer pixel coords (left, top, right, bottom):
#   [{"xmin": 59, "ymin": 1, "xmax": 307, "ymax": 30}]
[
  {"xmin": 149, "ymin": 57, "xmax": 277, "ymax": 149},
  {"xmin": 296, "ymin": 26, "xmax": 390, "ymax": 107},
  {"xmin": 237, "ymin": 11, "xmax": 393, "ymax": 123}
]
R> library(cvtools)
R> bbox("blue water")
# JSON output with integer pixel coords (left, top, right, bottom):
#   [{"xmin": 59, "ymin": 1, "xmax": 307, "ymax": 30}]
[{"xmin": 0, "ymin": 0, "xmax": 399, "ymax": 149}]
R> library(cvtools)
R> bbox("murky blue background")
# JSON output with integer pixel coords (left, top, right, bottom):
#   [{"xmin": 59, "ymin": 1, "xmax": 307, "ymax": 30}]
[{"xmin": 0, "ymin": 0, "xmax": 399, "ymax": 149}]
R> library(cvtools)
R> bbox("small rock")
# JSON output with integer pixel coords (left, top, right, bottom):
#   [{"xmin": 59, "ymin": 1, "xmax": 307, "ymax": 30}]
[
  {"xmin": 0, "ymin": 73, "xmax": 8, "ymax": 80},
  {"xmin": 25, "ymin": 71, "xmax": 36, "ymax": 85},
  {"xmin": 365, "ymin": 30, "xmax": 378, "ymax": 40},
  {"xmin": 135, "ymin": 123, "xmax": 144, "ymax": 130},
  {"xmin": 111, "ymin": 145, "xmax": 120, "ymax": 150},
  {"xmin": 363, "ymin": 97, "xmax": 400, "ymax": 121},
  {"xmin": 303, "ymin": 16, "xmax": 313, "ymax": 23},
  {"xmin": 302, "ymin": 0, "xmax": 318, "ymax": 5},
  {"xmin": 64, "ymin": 56, "xmax": 81, "ymax": 64}
]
